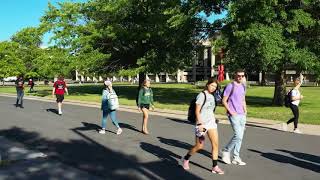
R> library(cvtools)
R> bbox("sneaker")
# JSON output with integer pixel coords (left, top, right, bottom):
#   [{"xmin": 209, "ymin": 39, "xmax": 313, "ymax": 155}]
[
  {"xmin": 282, "ymin": 123, "xmax": 287, "ymax": 131},
  {"xmin": 116, "ymin": 128, "xmax": 122, "ymax": 135},
  {"xmin": 221, "ymin": 151, "xmax": 231, "ymax": 164},
  {"xmin": 212, "ymin": 166, "xmax": 224, "ymax": 175},
  {"xmin": 58, "ymin": 110, "xmax": 62, "ymax": 115},
  {"xmin": 180, "ymin": 157, "xmax": 190, "ymax": 170},
  {"xmin": 293, "ymin": 128, "xmax": 302, "ymax": 134},
  {"xmin": 232, "ymin": 157, "xmax": 246, "ymax": 166},
  {"xmin": 99, "ymin": 129, "xmax": 106, "ymax": 134}
]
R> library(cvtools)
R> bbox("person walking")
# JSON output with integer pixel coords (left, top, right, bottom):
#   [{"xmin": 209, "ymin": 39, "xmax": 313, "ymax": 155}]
[
  {"xmin": 28, "ymin": 78, "xmax": 35, "ymax": 93},
  {"xmin": 99, "ymin": 80, "xmax": 122, "ymax": 135},
  {"xmin": 181, "ymin": 77, "xmax": 224, "ymax": 174},
  {"xmin": 221, "ymin": 69, "xmax": 247, "ymax": 166},
  {"xmin": 52, "ymin": 76, "xmax": 68, "ymax": 115},
  {"xmin": 282, "ymin": 77, "xmax": 303, "ymax": 134},
  {"xmin": 15, "ymin": 75, "xmax": 24, "ymax": 108},
  {"xmin": 137, "ymin": 79, "xmax": 154, "ymax": 135}
]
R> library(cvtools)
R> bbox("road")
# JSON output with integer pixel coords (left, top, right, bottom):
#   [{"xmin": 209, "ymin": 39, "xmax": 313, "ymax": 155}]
[{"xmin": 0, "ymin": 96, "xmax": 319, "ymax": 180}]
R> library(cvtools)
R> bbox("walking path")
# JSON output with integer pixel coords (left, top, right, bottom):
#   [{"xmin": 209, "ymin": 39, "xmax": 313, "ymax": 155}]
[
  {"xmin": 1, "ymin": 93, "xmax": 319, "ymax": 136},
  {"xmin": 0, "ymin": 94, "xmax": 319, "ymax": 179}
]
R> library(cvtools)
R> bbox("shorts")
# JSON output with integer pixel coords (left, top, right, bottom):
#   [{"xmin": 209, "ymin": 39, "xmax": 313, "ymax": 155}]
[
  {"xmin": 139, "ymin": 104, "xmax": 150, "ymax": 110},
  {"xmin": 56, "ymin": 94, "xmax": 64, "ymax": 103}
]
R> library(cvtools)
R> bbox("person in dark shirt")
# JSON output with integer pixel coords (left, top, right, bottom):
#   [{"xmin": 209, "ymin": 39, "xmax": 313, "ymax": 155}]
[
  {"xmin": 15, "ymin": 75, "xmax": 24, "ymax": 108},
  {"xmin": 52, "ymin": 75, "xmax": 69, "ymax": 115}
]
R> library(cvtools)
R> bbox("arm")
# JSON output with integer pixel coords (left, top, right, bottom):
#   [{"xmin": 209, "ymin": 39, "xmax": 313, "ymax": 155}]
[
  {"xmin": 137, "ymin": 89, "xmax": 143, "ymax": 107},
  {"xmin": 243, "ymin": 97, "xmax": 247, "ymax": 114},
  {"xmin": 195, "ymin": 104, "xmax": 203, "ymax": 125},
  {"xmin": 52, "ymin": 87, "xmax": 55, "ymax": 97},
  {"xmin": 64, "ymin": 82, "xmax": 69, "ymax": 95},
  {"xmin": 150, "ymin": 88, "xmax": 154, "ymax": 106}
]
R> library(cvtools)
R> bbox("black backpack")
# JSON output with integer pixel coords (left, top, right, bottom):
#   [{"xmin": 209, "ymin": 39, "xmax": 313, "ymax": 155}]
[
  {"xmin": 284, "ymin": 89, "xmax": 293, "ymax": 107},
  {"xmin": 187, "ymin": 91, "xmax": 206, "ymax": 123}
]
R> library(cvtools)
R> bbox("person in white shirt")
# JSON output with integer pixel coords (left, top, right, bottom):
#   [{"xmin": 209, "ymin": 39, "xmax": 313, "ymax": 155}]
[{"xmin": 283, "ymin": 77, "xmax": 303, "ymax": 134}]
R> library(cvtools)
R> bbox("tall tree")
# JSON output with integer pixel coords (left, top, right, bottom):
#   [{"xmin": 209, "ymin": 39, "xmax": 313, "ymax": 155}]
[
  {"xmin": 39, "ymin": 0, "xmax": 229, "ymax": 82},
  {"xmin": 219, "ymin": 0, "xmax": 320, "ymax": 105}
]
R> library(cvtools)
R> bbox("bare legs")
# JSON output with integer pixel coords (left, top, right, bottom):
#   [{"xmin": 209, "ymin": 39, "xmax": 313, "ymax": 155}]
[{"xmin": 141, "ymin": 108, "xmax": 149, "ymax": 134}]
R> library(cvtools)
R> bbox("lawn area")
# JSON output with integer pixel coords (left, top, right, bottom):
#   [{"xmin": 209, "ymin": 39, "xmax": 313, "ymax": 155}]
[{"xmin": 0, "ymin": 83, "xmax": 319, "ymax": 125}]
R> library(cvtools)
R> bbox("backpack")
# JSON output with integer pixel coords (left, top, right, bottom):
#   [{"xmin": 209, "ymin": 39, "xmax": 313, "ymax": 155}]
[
  {"xmin": 107, "ymin": 89, "xmax": 119, "ymax": 110},
  {"xmin": 187, "ymin": 91, "xmax": 206, "ymax": 123},
  {"xmin": 284, "ymin": 89, "xmax": 293, "ymax": 107}
]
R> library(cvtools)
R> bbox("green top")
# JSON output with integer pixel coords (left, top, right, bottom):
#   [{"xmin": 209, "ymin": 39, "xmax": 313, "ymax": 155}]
[{"xmin": 138, "ymin": 87, "xmax": 154, "ymax": 106}]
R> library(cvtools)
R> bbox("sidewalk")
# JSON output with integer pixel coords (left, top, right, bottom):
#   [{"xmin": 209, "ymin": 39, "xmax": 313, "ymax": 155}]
[{"xmin": 1, "ymin": 93, "xmax": 319, "ymax": 136}]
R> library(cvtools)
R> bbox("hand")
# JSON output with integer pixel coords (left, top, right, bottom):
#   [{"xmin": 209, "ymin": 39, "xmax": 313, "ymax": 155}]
[
  {"xmin": 300, "ymin": 95, "xmax": 303, "ymax": 99},
  {"xmin": 230, "ymin": 111, "xmax": 237, "ymax": 116},
  {"xmin": 197, "ymin": 124, "xmax": 205, "ymax": 132},
  {"xmin": 138, "ymin": 107, "xmax": 141, "ymax": 112}
]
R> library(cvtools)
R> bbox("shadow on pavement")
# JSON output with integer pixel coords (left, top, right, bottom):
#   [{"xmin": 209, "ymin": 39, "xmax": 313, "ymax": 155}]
[
  {"xmin": 245, "ymin": 123, "xmax": 282, "ymax": 132},
  {"xmin": 140, "ymin": 142, "xmax": 211, "ymax": 175},
  {"xmin": 166, "ymin": 118, "xmax": 192, "ymax": 125},
  {"xmin": 249, "ymin": 149, "xmax": 320, "ymax": 173},
  {"xmin": 119, "ymin": 122, "xmax": 141, "ymax": 133},
  {"xmin": 46, "ymin": 108, "xmax": 59, "ymax": 115},
  {"xmin": 276, "ymin": 149, "xmax": 320, "ymax": 165},
  {"xmin": 0, "ymin": 127, "xmax": 202, "ymax": 179},
  {"xmin": 157, "ymin": 137, "xmax": 213, "ymax": 159}
]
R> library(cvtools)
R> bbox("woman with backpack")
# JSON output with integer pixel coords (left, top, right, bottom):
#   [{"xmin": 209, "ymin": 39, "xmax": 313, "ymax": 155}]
[
  {"xmin": 181, "ymin": 77, "xmax": 224, "ymax": 175},
  {"xmin": 137, "ymin": 79, "xmax": 154, "ymax": 135},
  {"xmin": 99, "ymin": 80, "xmax": 122, "ymax": 135},
  {"xmin": 282, "ymin": 77, "xmax": 304, "ymax": 134}
]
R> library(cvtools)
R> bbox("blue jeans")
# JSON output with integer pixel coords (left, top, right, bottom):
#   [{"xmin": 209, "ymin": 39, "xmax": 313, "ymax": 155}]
[
  {"xmin": 224, "ymin": 114, "xmax": 246, "ymax": 158},
  {"xmin": 101, "ymin": 110, "xmax": 120, "ymax": 129},
  {"xmin": 16, "ymin": 89, "xmax": 24, "ymax": 105}
]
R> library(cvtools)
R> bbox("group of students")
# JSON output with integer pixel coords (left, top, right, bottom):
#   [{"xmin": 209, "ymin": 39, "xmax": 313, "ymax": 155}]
[
  {"xmin": 180, "ymin": 69, "xmax": 304, "ymax": 175},
  {"xmin": 14, "ymin": 69, "xmax": 303, "ymax": 175}
]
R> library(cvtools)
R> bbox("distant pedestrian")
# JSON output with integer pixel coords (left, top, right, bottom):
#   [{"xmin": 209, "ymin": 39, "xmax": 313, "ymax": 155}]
[
  {"xmin": 282, "ymin": 77, "xmax": 303, "ymax": 134},
  {"xmin": 99, "ymin": 80, "xmax": 122, "ymax": 135},
  {"xmin": 221, "ymin": 69, "xmax": 247, "ymax": 166},
  {"xmin": 15, "ymin": 75, "xmax": 24, "ymax": 108},
  {"xmin": 137, "ymin": 79, "xmax": 154, "ymax": 134},
  {"xmin": 28, "ymin": 78, "xmax": 35, "ymax": 93},
  {"xmin": 181, "ymin": 77, "xmax": 224, "ymax": 174},
  {"xmin": 52, "ymin": 75, "xmax": 68, "ymax": 115}
]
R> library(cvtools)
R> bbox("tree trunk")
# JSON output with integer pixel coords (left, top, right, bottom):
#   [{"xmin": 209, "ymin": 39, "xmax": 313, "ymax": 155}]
[
  {"xmin": 261, "ymin": 71, "xmax": 267, "ymax": 86},
  {"xmin": 272, "ymin": 70, "xmax": 286, "ymax": 106}
]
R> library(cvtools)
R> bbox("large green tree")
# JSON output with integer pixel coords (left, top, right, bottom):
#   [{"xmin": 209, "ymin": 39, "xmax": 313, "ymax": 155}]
[
  {"xmin": 219, "ymin": 0, "xmax": 320, "ymax": 105},
  {"xmin": 0, "ymin": 41, "xmax": 26, "ymax": 82},
  {"xmin": 39, "ymin": 0, "xmax": 229, "ymax": 81}
]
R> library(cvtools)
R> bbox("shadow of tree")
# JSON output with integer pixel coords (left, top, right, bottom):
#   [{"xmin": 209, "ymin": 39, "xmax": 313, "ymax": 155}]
[
  {"xmin": 249, "ymin": 149, "xmax": 320, "ymax": 173},
  {"xmin": 276, "ymin": 149, "xmax": 320, "ymax": 165},
  {"xmin": 0, "ymin": 127, "xmax": 202, "ymax": 179}
]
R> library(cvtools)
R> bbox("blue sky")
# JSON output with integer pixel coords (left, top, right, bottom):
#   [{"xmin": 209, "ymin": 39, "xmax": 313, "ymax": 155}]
[
  {"xmin": 0, "ymin": 0, "xmax": 84, "ymax": 44},
  {"xmin": 0, "ymin": 0, "xmax": 226, "ymax": 45}
]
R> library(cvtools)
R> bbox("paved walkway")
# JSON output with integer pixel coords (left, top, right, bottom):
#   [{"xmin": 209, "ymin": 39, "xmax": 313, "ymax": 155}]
[
  {"xmin": 0, "ymin": 94, "xmax": 319, "ymax": 180},
  {"xmin": 1, "ymin": 93, "xmax": 319, "ymax": 136}
]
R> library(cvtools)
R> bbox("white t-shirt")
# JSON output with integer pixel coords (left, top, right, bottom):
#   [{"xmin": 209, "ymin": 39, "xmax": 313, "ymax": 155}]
[
  {"xmin": 195, "ymin": 91, "xmax": 216, "ymax": 125},
  {"xmin": 291, "ymin": 89, "xmax": 301, "ymax": 106}
]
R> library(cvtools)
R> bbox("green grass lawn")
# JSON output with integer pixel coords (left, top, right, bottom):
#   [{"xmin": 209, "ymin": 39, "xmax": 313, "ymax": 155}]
[{"xmin": 1, "ymin": 83, "xmax": 319, "ymax": 124}]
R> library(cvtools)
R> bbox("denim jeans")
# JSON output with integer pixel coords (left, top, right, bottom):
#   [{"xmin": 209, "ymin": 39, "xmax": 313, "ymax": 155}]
[
  {"xmin": 16, "ymin": 89, "xmax": 24, "ymax": 105},
  {"xmin": 101, "ymin": 110, "xmax": 120, "ymax": 129},
  {"xmin": 224, "ymin": 114, "xmax": 246, "ymax": 158}
]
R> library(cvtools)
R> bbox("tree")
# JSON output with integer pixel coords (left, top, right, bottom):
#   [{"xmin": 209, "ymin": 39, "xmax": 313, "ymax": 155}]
[
  {"xmin": 219, "ymin": 0, "xmax": 320, "ymax": 105},
  {"xmin": 0, "ymin": 41, "xmax": 26, "ymax": 82},
  {"xmin": 39, "ymin": 0, "xmax": 229, "ymax": 83}
]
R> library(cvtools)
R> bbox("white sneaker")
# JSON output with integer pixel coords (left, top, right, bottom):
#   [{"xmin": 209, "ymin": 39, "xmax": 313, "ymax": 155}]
[
  {"xmin": 293, "ymin": 129, "xmax": 302, "ymax": 134},
  {"xmin": 58, "ymin": 110, "xmax": 62, "ymax": 115},
  {"xmin": 232, "ymin": 157, "xmax": 246, "ymax": 166},
  {"xmin": 99, "ymin": 129, "xmax": 106, "ymax": 134},
  {"xmin": 282, "ymin": 123, "xmax": 287, "ymax": 131},
  {"xmin": 221, "ymin": 151, "xmax": 231, "ymax": 164},
  {"xmin": 116, "ymin": 128, "xmax": 122, "ymax": 135}
]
